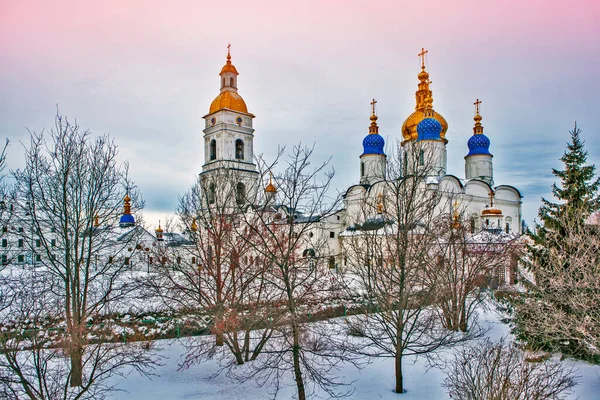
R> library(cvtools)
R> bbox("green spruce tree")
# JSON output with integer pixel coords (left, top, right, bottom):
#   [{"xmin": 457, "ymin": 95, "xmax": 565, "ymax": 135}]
[{"xmin": 511, "ymin": 123, "xmax": 600, "ymax": 361}]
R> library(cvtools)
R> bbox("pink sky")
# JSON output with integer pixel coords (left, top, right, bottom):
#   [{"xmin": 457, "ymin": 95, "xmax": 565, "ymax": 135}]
[{"xmin": 1, "ymin": 0, "xmax": 599, "ymax": 226}]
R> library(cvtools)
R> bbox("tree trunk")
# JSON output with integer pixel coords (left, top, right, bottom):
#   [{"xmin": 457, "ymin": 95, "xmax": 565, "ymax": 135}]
[
  {"xmin": 395, "ymin": 351, "xmax": 403, "ymax": 394},
  {"xmin": 70, "ymin": 344, "xmax": 83, "ymax": 387},
  {"xmin": 292, "ymin": 321, "xmax": 306, "ymax": 400},
  {"xmin": 215, "ymin": 332, "xmax": 224, "ymax": 347},
  {"xmin": 459, "ymin": 300, "xmax": 468, "ymax": 332}
]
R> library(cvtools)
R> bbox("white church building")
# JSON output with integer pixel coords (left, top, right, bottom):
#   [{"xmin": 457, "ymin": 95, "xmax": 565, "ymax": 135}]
[{"xmin": 193, "ymin": 47, "xmax": 523, "ymax": 283}]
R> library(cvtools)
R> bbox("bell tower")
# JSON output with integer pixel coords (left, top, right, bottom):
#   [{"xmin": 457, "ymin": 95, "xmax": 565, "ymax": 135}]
[{"xmin": 201, "ymin": 45, "xmax": 259, "ymax": 205}]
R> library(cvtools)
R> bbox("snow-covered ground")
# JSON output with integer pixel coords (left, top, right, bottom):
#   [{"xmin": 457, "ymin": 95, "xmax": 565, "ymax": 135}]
[{"xmin": 107, "ymin": 311, "xmax": 600, "ymax": 399}]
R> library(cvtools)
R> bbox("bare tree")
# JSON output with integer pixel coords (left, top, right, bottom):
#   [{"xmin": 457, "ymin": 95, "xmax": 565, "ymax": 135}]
[
  {"xmin": 145, "ymin": 169, "xmax": 277, "ymax": 366},
  {"xmin": 443, "ymin": 337, "xmax": 579, "ymax": 400},
  {"xmin": 340, "ymin": 142, "xmax": 477, "ymax": 394},
  {"xmin": 426, "ymin": 210, "xmax": 517, "ymax": 332},
  {"xmin": 6, "ymin": 113, "xmax": 155, "ymax": 396},
  {"xmin": 0, "ymin": 269, "xmax": 155, "ymax": 400},
  {"xmin": 233, "ymin": 145, "xmax": 356, "ymax": 400}
]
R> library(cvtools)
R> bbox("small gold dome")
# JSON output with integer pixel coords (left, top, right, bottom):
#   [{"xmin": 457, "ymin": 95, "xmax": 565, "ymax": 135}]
[
  {"xmin": 265, "ymin": 172, "xmax": 276, "ymax": 193},
  {"xmin": 190, "ymin": 218, "xmax": 198, "ymax": 232},
  {"xmin": 220, "ymin": 52, "xmax": 239, "ymax": 75},
  {"xmin": 265, "ymin": 183, "xmax": 276, "ymax": 193},
  {"xmin": 482, "ymin": 207, "xmax": 503, "ymax": 216},
  {"xmin": 124, "ymin": 194, "xmax": 131, "ymax": 203},
  {"xmin": 155, "ymin": 225, "xmax": 163, "ymax": 233},
  {"xmin": 209, "ymin": 91, "xmax": 248, "ymax": 114},
  {"xmin": 220, "ymin": 61, "xmax": 238, "ymax": 75}
]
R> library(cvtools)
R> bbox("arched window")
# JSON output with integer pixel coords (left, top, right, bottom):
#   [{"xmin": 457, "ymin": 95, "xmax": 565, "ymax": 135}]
[
  {"xmin": 419, "ymin": 149, "xmax": 424, "ymax": 166},
  {"xmin": 236, "ymin": 182, "xmax": 245, "ymax": 205},
  {"xmin": 235, "ymin": 139, "xmax": 244, "ymax": 160},
  {"xmin": 361, "ymin": 162, "xmax": 365, "ymax": 177},
  {"xmin": 230, "ymin": 77, "xmax": 235, "ymax": 87},
  {"xmin": 222, "ymin": 78, "xmax": 225, "ymax": 88},
  {"xmin": 208, "ymin": 183, "xmax": 216, "ymax": 204},
  {"xmin": 210, "ymin": 139, "xmax": 217, "ymax": 161}
]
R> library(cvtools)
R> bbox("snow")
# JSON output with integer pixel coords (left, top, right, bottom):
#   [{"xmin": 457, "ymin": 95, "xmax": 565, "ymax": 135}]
[{"xmin": 107, "ymin": 311, "xmax": 600, "ymax": 400}]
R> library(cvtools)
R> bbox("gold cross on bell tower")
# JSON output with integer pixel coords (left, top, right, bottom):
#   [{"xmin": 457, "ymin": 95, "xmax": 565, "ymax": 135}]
[
  {"xmin": 474, "ymin": 98, "xmax": 482, "ymax": 115},
  {"xmin": 371, "ymin": 98, "xmax": 377, "ymax": 115},
  {"xmin": 418, "ymin": 47, "xmax": 428, "ymax": 69}
]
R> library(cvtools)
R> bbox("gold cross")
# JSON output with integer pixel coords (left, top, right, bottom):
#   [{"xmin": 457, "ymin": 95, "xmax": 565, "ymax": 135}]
[
  {"xmin": 227, "ymin": 43, "xmax": 231, "ymax": 56},
  {"xmin": 371, "ymin": 98, "xmax": 377, "ymax": 115},
  {"xmin": 489, "ymin": 191, "xmax": 494, "ymax": 207},
  {"xmin": 474, "ymin": 98, "xmax": 482, "ymax": 115},
  {"xmin": 418, "ymin": 47, "xmax": 428, "ymax": 69}
]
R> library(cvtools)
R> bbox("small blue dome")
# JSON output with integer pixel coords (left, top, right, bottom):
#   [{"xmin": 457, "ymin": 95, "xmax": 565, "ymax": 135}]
[
  {"xmin": 362, "ymin": 133, "xmax": 385, "ymax": 156},
  {"xmin": 467, "ymin": 134, "xmax": 492, "ymax": 156},
  {"xmin": 417, "ymin": 118, "xmax": 442, "ymax": 141},
  {"xmin": 119, "ymin": 214, "xmax": 135, "ymax": 227}
]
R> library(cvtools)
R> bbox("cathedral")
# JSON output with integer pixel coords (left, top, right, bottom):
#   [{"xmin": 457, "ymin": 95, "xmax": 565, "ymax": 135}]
[
  {"xmin": 199, "ymin": 47, "xmax": 522, "ymax": 232},
  {"xmin": 185, "ymin": 46, "xmax": 524, "ymax": 284}
]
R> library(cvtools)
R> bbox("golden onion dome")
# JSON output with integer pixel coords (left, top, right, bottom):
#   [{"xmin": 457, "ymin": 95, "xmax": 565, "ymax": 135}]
[
  {"xmin": 402, "ymin": 49, "xmax": 447, "ymax": 145},
  {"xmin": 265, "ymin": 172, "xmax": 277, "ymax": 193},
  {"xmin": 155, "ymin": 224, "xmax": 163, "ymax": 234},
  {"xmin": 124, "ymin": 194, "xmax": 131, "ymax": 203},
  {"xmin": 481, "ymin": 207, "xmax": 503, "ymax": 216},
  {"xmin": 220, "ymin": 53, "xmax": 239, "ymax": 75},
  {"xmin": 265, "ymin": 182, "xmax": 276, "ymax": 193},
  {"xmin": 209, "ymin": 91, "xmax": 248, "ymax": 114}
]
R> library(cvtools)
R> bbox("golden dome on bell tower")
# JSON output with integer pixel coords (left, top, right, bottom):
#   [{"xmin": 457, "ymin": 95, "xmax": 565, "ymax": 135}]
[{"xmin": 401, "ymin": 48, "xmax": 448, "ymax": 146}]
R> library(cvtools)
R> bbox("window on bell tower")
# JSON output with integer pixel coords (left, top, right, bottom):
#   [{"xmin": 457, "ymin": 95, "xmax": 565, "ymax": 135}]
[
  {"xmin": 235, "ymin": 139, "xmax": 244, "ymax": 160},
  {"xmin": 208, "ymin": 183, "xmax": 216, "ymax": 204},
  {"xmin": 210, "ymin": 139, "xmax": 217, "ymax": 161},
  {"xmin": 236, "ymin": 182, "xmax": 245, "ymax": 205},
  {"xmin": 419, "ymin": 150, "xmax": 424, "ymax": 166},
  {"xmin": 361, "ymin": 162, "xmax": 365, "ymax": 177},
  {"xmin": 230, "ymin": 77, "xmax": 235, "ymax": 87}
]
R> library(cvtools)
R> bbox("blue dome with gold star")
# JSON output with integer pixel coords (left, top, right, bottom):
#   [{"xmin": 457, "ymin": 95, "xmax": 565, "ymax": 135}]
[
  {"xmin": 416, "ymin": 117, "xmax": 442, "ymax": 141},
  {"xmin": 362, "ymin": 133, "xmax": 385, "ymax": 155},
  {"xmin": 467, "ymin": 133, "xmax": 492, "ymax": 156}
]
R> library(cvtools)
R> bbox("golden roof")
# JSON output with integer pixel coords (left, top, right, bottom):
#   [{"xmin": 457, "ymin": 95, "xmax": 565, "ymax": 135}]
[
  {"xmin": 401, "ymin": 49, "xmax": 448, "ymax": 144},
  {"xmin": 265, "ymin": 172, "xmax": 276, "ymax": 193},
  {"xmin": 220, "ymin": 53, "xmax": 239, "ymax": 75},
  {"xmin": 209, "ymin": 91, "xmax": 248, "ymax": 114},
  {"xmin": 482, "ymin": 207, "xmax": 503, "ymax": 216},
  {"xmin": 190, "ymin": 218, "xmax": 198, "ymax": 232},
  {"xmin": 155, "ymin": 224, "xmax": 163, "ymax": 233}
]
